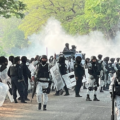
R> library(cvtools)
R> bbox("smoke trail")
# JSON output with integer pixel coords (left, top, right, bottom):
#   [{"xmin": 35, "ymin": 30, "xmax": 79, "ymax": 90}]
[{"xmin": 11, "ymin": 17, "xmax": 120, "ymax": 59}]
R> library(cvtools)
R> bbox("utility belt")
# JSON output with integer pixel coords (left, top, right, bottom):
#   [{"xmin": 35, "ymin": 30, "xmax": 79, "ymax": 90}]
[{"xmin": 37, "ymin": 78, "xmax": 50, "ymax": 83}]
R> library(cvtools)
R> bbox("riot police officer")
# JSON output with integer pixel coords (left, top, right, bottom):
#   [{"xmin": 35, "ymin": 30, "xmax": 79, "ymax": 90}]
[
  {"xmin": 86, "ymin": 56, "xmax": 100, "ymax": 101},
  {"xmin": 109, "ymin": 70, "xmax": 120, "ymax": 120},
  {"xmin": 58, "ymin": 55, "xmax": 70, "ymax": 96},
  {"xmin": 107, "ymin": 58, "xmax": 116, "ymax": 89},
  {"xmin": 21, "ymin": 56, "xmax": 31, "ymax": 101},
  {"xmin": 74, "ymin": 56, "xmax": 85, "ymax": 97},
  {"xmin": 7, "ymin": 57, "xmax": 26, "ymax": 103},
  {"xmin": 103, "ymin": 57, "xmax": 109, "ymax": 90},
  {"xmin": 115, "ymin": 58, "xmax": 120, "ymax": 71},
  {"xmin": 36, "ymin": 55, "xmax": 51, "ymax": 110},
  {"xmin": 97, "ymin": 54, "xmax": 104, "ymax": 92}
]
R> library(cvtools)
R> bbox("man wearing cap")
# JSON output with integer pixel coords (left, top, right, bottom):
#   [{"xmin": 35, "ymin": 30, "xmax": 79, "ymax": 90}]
[
  {"xmin": 63, "ymin": 43, "xmax": 70, "ymax": 52},
  {"xmin": 97, "ymin": 54, "xmax": 104, "ymax": 92}
]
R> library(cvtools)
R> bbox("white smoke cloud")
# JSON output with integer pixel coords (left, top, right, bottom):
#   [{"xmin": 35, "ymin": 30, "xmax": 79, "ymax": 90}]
[{"xmin": 13, "ymin": 17, "xmax": 120, "ymax": 59}]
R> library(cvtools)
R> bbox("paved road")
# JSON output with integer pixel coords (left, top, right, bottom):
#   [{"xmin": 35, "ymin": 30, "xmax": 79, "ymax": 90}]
[{"xmin": 0, "ymin": 89, "xmax": 113, "ymax": 120}]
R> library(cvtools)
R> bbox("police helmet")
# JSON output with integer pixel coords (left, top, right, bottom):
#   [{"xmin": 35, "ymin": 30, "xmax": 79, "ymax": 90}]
[
  {"xmin": 110, "ymin": 58, "xmax": 115, "ymax": 62},
  {"xmin": 91, "ymin": 56, "xmax": 97, "ymax": 61},
  {"xmin": 41, "ymin": 55, "xmax": 47, "ymax": 59},
  {"xmin": 98, "ymin": 54, "xmax": 102, "ymax": 59}
]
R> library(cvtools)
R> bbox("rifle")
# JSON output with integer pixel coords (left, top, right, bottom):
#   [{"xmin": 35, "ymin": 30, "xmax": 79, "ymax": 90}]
[{"xmin": 111, "ymin": 84, "xmax": 114, "ymax": 120}]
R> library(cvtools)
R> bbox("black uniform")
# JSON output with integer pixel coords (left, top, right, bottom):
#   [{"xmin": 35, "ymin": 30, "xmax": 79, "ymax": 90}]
[
  {"xmin": 59, "ymin": 63, "xmax": 69, "ymax": 95},
  {"xmin": 74, "ymin": 63, "xmax": 85, "ymax": 96},
  {"xmin": 8, "ymin": 64, "xmax": 25, "ymax": 102},
  {"xmin": 21, "ymin": 63, "xmax": 31, "ymax": 99}
]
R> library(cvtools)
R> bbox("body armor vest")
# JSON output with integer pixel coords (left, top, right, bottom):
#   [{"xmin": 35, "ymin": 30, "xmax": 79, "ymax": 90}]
[
  {"xmin": 37, "ymin": 63, "xmax": 49, "ymax": 78},
  {"xmin": 108, "ymin": 63, "xmax": 115, "ymax": 73}
]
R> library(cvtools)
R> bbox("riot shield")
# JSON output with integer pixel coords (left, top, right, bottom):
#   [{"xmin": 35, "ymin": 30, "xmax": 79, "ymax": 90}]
[{"xmin": 50, "ymin": 63, "xmax": 65, "ymax": 91}]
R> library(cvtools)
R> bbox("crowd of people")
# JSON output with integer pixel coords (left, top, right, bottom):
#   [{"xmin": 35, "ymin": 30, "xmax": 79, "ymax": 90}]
[{"xmin": 0, "ymin": 51, "xmax": 120, "ymax": 117}]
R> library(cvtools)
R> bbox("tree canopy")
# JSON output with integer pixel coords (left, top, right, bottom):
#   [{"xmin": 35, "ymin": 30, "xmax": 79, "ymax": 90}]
[
  {"xmin": 19, "ymin": 0, "xmax": 120, "ymax": 39},
  {"xmin": 0, "ymin": 0, "xmax": 26, "ymax": 18},
  {"xmin": 19, "ymin": 0, "xmax": 85, "ymax": 37},
  {"xmin": 0, "ymin": 17, "xmax": 29, "ymax": 56}
]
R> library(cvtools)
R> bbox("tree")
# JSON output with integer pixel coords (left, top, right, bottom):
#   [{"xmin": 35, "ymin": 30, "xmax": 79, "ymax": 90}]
[
  {"xmin": 0, "ymin": 17, "xmax": 29, "ymax": 56},
  {"xmin": 19, "ymin": 0, "xmax": 85, "ymax": 37},
  {"xmin": 20, "ymin": 0, "xmax": 120, "ymax": 39},
  {"xmin": 72, "ymin": 0, "xmax": 120, "ymax": 39},
  {"xmin": 0, "ymin": 0, "xmax": 26, "ymax": 18}
]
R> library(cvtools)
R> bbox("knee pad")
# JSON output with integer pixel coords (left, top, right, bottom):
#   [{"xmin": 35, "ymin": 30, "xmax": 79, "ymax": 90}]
[
  {"xmin": 88, "ymin": 87, "xmax": 93, "ymax": 91},
  {"xmin": 93, "ymin": 87, "xmax": 97, "ymax": 91}
]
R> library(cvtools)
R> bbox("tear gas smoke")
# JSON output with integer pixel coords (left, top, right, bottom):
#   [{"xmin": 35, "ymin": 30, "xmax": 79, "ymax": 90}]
[{"xmin": 11, "ymin": 18, "xmax": 120, "ymax": 59}]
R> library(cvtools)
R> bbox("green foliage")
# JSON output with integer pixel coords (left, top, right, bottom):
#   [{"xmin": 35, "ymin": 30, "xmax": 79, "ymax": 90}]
[
  {"xmin": 0, "ymin": 0, "xmax": 26, "ymax": 18},
  {"xmin": 0, "ymin": 46, "xmax": 7, "ymax": 56},
  {"xmin": 0, "ymin": 17, "xmax": 29, "ymax": 56},
  {"xmin": 19, "ymin": 0, "xmax": 84, "ymax": 37},
  {"xmin": 84, "ymin": 0, "xmax": 120, "ymax": 37},
  {"xmin": 19, "ymin": 0, "xmax": 120, "ymax": 38}
]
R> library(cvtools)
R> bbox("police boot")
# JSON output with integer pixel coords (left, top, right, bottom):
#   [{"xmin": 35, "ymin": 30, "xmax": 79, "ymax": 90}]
[
  {"xmin": 64, "ymin": 93, "xmax": 70, "ymax": 96},
  {"xmin": 54, "ymin": 91, "xmax": 59, "ymax": 96},
  {"xmin": 14, "ymin": 99, "xmax": 18, "ymax": 103},
  {"xmin": 59, "ymin": 90, "xmax": 64, "ymax": 95},
  {"xmin": 43, "ymin": 105, "xmax": 47, "ymax": 111},
  {"xmin": 38, "ymin": 103, "xmax": 41, "ymax": 110},
  {"xmin": 93, "ymin": 95, "xmax": 100, "ymax": 101},
  {"xmin": 21, "ymin": 98, "xmax": 27, "ymax": 103},
  {"xmin": 76, "ymin": 94, "xmax": 82, "ymax": 97},
  {"xmin": 100, "ymin": 87, "xmax": 104, "ymax": 92},
  {"xmin": 86, "ymin": 94, "xmax": 92, "ymax": 101}
]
